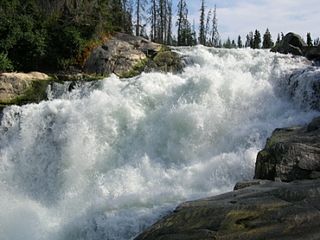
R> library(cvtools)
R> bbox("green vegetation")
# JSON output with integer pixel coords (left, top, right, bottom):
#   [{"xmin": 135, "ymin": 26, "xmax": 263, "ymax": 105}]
[
  {"xmin": 0, "ymin": 0, "xmax": 132, "ymax": 72},
  {"xmin": 0, "ymin": 53, "xmax": 13, "ymax": 72}
]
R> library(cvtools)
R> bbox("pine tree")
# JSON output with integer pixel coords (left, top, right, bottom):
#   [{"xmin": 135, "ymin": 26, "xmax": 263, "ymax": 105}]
[
  {"xmin": 253, "ymin": 30, "xmax": 261, "ymax": 49},
  {"xmin": 176, "ymin": 0, "xmax": 192, "ymax": 46},
  {"xmin": 205, "ymin": 9, "xmax": 212, "ymax": 46},
  {"xmin": 276, "ymin": 33, "xmax": 281, "ymax": 46},
  {"xmin": 199, "ymin": 0, "xmax": 206, "ymax": 45},
  {"xmin": 307, "ymin": 33, "xmax": 313, "ymax": 46},
  {"xmin": 262, "ymin": 28, "xmax": 274, "ymax": 49},
  {"xmin": 237, "ymin": 35, "xmax": 243, "ymax": 48},
  {"xmin": 231, "ymin": 40, "xmax": 236, "ymax": 48},
  {"xmin": 166, "ymin": 0, "xmax": 173, "ymax": 45},
  {"xmin": 314, "ymin": 37, "xmax": 320, "ymax": 46},
  {"xmin": 149, "ymin": 0, "xmax": 157, "ymax": 41},
  {"xmin": 192, "ymin": 19, "xmax": 197, "ymax": 45},
  {"xmin": 211, "ymin": 5, "xmax": 220, "ymax": 47},
  {"xmin": 135, "ymin": 0, "xmax": 146, "ymax": 36},
  {"xmin": 245, "ymin": 32, "xmax": 254, "ymax": 48},
  {"xmin": 223, "ymin": 37, "xmax": 231, "ymax": 48}
]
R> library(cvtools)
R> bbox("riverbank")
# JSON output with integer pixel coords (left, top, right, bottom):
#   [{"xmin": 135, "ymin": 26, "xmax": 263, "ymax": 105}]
[{"xmin": 135, "ymin": 117, "xmax": 320, "ymax": 240}]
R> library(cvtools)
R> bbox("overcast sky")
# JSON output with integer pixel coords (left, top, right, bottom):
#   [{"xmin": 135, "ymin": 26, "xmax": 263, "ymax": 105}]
[{"xmin": 172, "ymin": 0, "xmax": 320, "ymax": 41}]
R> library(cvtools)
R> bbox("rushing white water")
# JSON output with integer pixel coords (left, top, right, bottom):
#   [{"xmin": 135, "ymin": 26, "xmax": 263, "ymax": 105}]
[{"xmin": 0, "ymin": 46, "xmax": 319, "ymax": 240}]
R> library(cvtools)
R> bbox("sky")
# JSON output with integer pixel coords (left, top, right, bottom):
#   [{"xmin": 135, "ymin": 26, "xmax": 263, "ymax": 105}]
[{"xmin": 172, "ymin": 0, "xmax": 320, "ymax": 41}]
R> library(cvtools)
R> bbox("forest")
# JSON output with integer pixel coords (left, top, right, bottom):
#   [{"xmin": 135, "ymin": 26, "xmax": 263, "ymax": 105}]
[{"xmin": 0, "ymin": 0, "xmax": 319, "ymax": 72}]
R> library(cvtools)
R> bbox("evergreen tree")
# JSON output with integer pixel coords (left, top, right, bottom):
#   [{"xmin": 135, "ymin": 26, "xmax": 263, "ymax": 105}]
[
  {"xmin": 245, "ymin": 32, "xmax": 254, "ymax": 48},
  {"xmin": 223, "ymin": 37, "xmax": 231, "ymax": 48},
  {"xmin": 231, "ymin": 40, "xmax": 236, "ymax": 48},
  {"xmin": 205, "ymin": 9, "xmax": 212, "ymax": 46},
  {"xmin": 135, "ymin": 0, "xmax": 147, "ymax": 37},
  {"xmin": 211, "ymin": 5, "xmax": 220, "ymax": 47},
  {"xmin": 149, "ymin": 0, "xmax": 157, "ymax": 41},
  {"xmin": 314, "ymin": 37, "xmax": 320, "ymax": 46},
  {"xmin": 276, "ymin": 33, "xmax": 281, "ymax": 46},
  {"xmin": 166, "ymin": 0, "xmax": 173, "ymax": 45},
  {"xmin": 176, "ymin": 0, "xmax": 192, "ymax": 46},
  {"xmin": 199, "ymin": 0, "xmax": 206, "ymax": 45},
  {"xmin": 253, "ymin": 29, "xmax": 261, "ymax": 49},
  {"xmin": 262, "ymin": 28, "xmax": 274, "ymax": 49},
  {"xmin": 307, "ymin": 33, "xmax": 313, "ymax": 46},
  {"xmin": 192, "ymin": 19, "xmax": 197, "ymax": 45},
  {"xmin": 237, "ymin": 35, "xmax": 243, "ymax": 48}
]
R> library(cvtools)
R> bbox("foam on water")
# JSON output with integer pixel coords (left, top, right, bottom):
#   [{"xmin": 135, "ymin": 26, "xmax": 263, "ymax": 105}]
[{"xmin": 0, "ymin": 46, "xmax": 319, "ymax": 240}]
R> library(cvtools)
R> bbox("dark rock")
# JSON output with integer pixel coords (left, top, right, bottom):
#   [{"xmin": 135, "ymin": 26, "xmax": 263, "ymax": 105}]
[
  {"xmin": 271, "ymin": 32, "xmax": 320, "ymax": 61},
  {"xmin": 271, "ymin": 32, "xmax": 307, "ymax": 56},
  {"xmin": 234, "ymin": 179, "xmax": 271, "ymax": 190},
  {"xmin": 254, "ymin": 117, "xmax": 320, "ymax": 182},
  {"xmin": 303, "ymin": 45, "xmax": 320, "ymax": 61},
  {"xmin": 135, "ymin": 179, "xmax": 320, "ymax": 240}
]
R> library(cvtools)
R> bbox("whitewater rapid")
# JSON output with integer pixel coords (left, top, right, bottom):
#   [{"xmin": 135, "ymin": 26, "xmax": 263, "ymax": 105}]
[{"xmin": 0, "ymin": 46, "xmax": 319, "ymax": 240}]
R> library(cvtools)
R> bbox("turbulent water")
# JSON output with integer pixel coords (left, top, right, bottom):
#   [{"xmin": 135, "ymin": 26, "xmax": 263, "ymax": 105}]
[{"xmin": 0, "ymin": 46, "xmax": 319, "ymax": 240}]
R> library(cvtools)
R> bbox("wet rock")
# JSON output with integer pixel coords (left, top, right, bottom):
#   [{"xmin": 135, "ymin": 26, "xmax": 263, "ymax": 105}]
[
  {"xmin": 135, "ymin": 179, "xmax": 320, "ymax": 240},
  {"xmin": 254, "ymin": 116, "xmax": 320, "ymax": 182}
]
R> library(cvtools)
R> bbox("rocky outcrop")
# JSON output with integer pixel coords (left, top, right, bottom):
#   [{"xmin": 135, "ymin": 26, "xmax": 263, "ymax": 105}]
[
  {"xmin": 254, "ymin": 117, "xmax": 320, "ymax": 182},
  {"xmin": 271, "ymin": 32, "xmax": 320, "ymax": 61},
  {"xmin": 136, "ymin": 179, "xmax": 320, "ymax": 240},
  {"xmin": 83, "ymin": 33, "xmax": 183, "ymax": 77},
  {"xmin": 0, "ymin": 72, "xmax": 51, "ymax": 106},
  {"xmin": 136, "ymin": 117, "xmax": 320, "ymax": 240},
  {"xmin": 271, "ymin": 32, "xmax": 307, "ymax": 56}
]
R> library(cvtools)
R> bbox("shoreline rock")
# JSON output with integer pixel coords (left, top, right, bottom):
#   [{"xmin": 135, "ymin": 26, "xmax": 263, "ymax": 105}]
[
  {"xmin": 135, "ymin": 117, "xmax": 320, "ymax": 240},
  {"xmin": 0, "ymin": 72, "xmax": 51, "ymax": 107},
  {"xmin": 254, "ymin": 117, "xmax": 320, "ymax": 182},
  {"xmin": 83, "ymin": 33, "xmax": 183, "ymax": 77},
  {"xmin": 271, "ymin": 32, "xmax": 320, "ymax": 62}
]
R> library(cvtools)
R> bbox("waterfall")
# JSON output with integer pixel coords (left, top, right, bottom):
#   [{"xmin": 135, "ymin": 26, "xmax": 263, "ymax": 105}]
[{"xmin": 0, "ymin": 46, "xmax": 319, "ymax": 240}]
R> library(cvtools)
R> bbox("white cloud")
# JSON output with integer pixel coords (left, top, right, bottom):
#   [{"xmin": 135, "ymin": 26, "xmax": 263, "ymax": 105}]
[{"xmin": 217, "ymin": 0, "xmax": 320, "ymax": 40}]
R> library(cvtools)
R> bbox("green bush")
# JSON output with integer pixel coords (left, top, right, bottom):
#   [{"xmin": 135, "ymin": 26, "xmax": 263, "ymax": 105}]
[{"xmin": 0, "ymin": 52, "xmax": 14, "ymax": 72}]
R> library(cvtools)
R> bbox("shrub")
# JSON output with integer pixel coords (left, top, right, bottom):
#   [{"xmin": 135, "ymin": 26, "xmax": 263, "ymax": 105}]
[{"xmin": 0, "ymin": 52, "xmax": 14, "ymax": 72}]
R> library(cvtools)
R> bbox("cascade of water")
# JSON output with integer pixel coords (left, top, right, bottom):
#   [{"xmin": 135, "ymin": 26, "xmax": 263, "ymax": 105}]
[{"xmin": 0, "ymin": 46, "xmax": 319, "ymax": 240}]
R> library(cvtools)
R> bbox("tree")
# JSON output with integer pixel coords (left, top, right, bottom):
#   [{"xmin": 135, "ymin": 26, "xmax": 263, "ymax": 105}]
[
  {"xmin": 223, "ymin": 37, "xmax": 231, "ymax": 48},
  {"xmin": 307, "ymin": 33, "xmax": 313, "ymax": 46},
  {"xmin": 253, "ymin": 29, "xmax": 261, "ymax": 49},
  {"xmin": 314, "ymin": 37, "xmax": 320, "ymax": 46},
  {"xmin": 176, "ymin": 0, "xmax": 192, "ymax": 46},
  {"xmin": 262, "ymin": 28, "xmax": 274, "ymax": 49},
  {"xmin": 245, "ymin": 32, "xmax": 254, "ymax": 48},
  {"xmin": 166, "ymin": 0, "xmax": 173, "ymax": 45},
  {"xmin": 149, "ymin": 0, "xmax": 157, "ymax": 41},
  {"xmin": 205, "ymin": 9, "xmax": 212, "ymax": 45},
  {"xmin": 237, "ymin": 35, "xmax": 243, "ymax": 48},
  {"xmin": 211, "ymin": 5, "xmax": 220, "ymax": 47},
  {"xmin": 231, "ymin": 40, "xmax": 236, "ymax": 48},
  {"xmin": 135, "ymin": 0, "xmax": 147, "ymax": 36},
  {"xmin": 199, "ymin": 0, "xmax": 206, "ymax": 45},
  {"xmin": 276, "ymin": 33, "xmax": 281, "ymax": 46}
]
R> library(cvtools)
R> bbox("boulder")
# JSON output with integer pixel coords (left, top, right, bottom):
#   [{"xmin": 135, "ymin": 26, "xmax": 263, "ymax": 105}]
[
  {"xmin": 83, "ymin": 33, "xmax": 161, "ymax": 76},
  {"xmin": 303, "ymin": 45, "xmax": 320, "ymax": 61},
  {"xmin": 271, "ymin": 32, "xmax": 307, "ymax": 56},
  {"xmin": 254, "ymin": 117, "xmax": 320, "ymax": 182},
  {"xmin": 135, "ymin": 179, "xmax": 320, "ymax": 240},
  {"xmin": 0, "ymin": 72, "xmax": 50, "ymax": 105}
]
